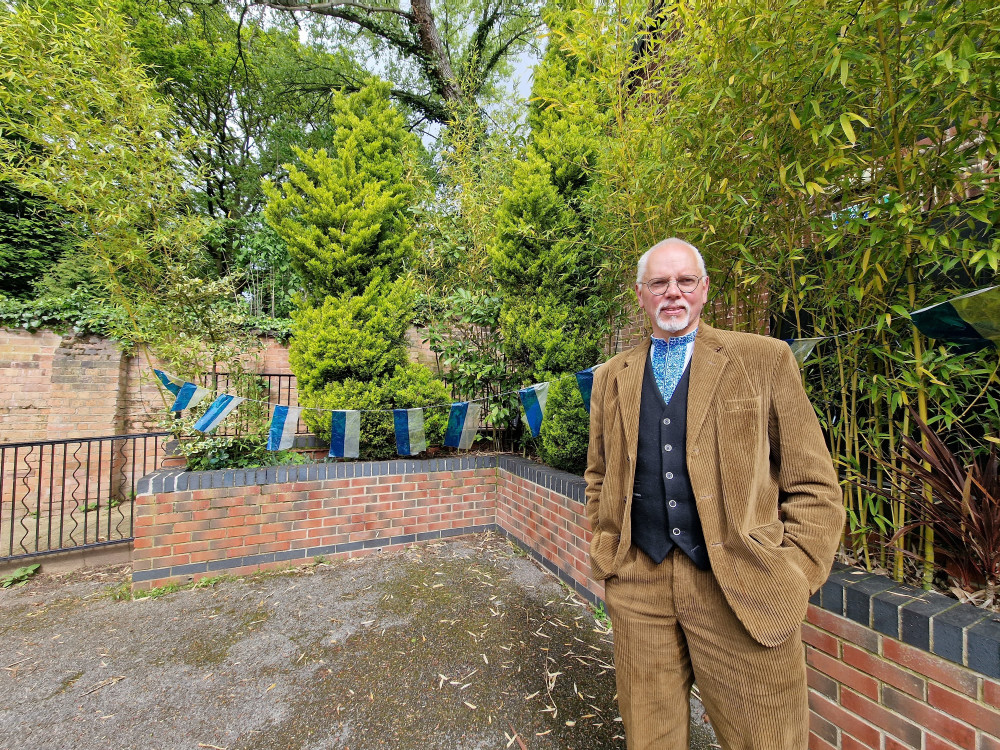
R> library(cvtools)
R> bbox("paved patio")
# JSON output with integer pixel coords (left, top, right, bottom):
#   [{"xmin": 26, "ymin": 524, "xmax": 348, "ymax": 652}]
[{"xmin": 0, "ymin": 533, "xmax": 717, "ymax": 749}]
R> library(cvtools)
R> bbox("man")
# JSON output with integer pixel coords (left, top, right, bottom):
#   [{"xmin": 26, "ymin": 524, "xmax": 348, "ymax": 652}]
[{"xmin": 585, "ymin": 238, "xmax": 844, "ymax": 749}]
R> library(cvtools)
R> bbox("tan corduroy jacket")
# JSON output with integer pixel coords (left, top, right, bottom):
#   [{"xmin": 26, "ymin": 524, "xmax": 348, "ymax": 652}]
[{"xmin": 585, "ymin": 323, "xmax": 845, "ymax": 647}]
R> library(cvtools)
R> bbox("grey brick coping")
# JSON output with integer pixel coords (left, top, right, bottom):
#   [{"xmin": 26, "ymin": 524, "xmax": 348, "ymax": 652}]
[
  {"xmin": 811, "ymin": 562, "xmax": 1000, "ymax": 679},
  {"xmin": 136, "ymin": 455, "xmax": 499, "ymax": 496},
  {"xmin": 497, "ymin": 455, "xmax": 588, "ymax": 504}
]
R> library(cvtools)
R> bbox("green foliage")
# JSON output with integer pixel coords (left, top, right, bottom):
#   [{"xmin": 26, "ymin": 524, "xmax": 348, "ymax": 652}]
[
  {"xmin": 264, "ymin": 85, "xmax": 420, "ymax": 299},
  {"xmin": 0, "ymin": 183, "xmax": 76, "ymax": 298},
  {"xmin": 537, "ymin": 376, "xmax": 590, "ymax": 476},
  {"xmin": 1, "ymin": 563, "xmax": 40, "ymax": 588},
  {"xmin": 177, "ymin": 435, "xmax": 308, "ymax": 472},
  {"xmin": 302, "ymin": 363, "xmax": 451, "ymax": 460},
  {"xmin": 0, "ymin": 289, "xmax": 123, "ymax": 335},
  {"xmin": 489, "ymin": 153, "xmax": 584, "ymax": 297},
  {"xmin": 289, "ymin": 280, "xmax": 411, "ymax": 394},
  {"xmin": 290, "ymin": 277, "xmax": 450, "ymax": 459}
]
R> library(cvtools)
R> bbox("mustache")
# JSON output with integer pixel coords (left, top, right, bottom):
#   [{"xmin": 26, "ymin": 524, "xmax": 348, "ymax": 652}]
[{"xmin": 657, "ymin": 300, "xmax": 690, "ymax": 315}]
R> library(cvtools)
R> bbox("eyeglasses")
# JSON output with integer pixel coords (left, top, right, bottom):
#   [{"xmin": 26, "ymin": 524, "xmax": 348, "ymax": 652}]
[{"xmin": 641, "ymin": 276, "xmax": 704, "ymax": 295}]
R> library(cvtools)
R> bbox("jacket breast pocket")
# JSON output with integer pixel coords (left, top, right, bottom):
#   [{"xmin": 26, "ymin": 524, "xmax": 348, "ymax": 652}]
[{"xmin": 720, "ymin": 396, "xmax": 762, "ymax": 443}]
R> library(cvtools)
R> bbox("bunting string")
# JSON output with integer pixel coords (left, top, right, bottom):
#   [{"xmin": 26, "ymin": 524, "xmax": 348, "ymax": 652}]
[{"xmin": 150, "ymin": 286, "xmax": 1000, "ymax": 455}]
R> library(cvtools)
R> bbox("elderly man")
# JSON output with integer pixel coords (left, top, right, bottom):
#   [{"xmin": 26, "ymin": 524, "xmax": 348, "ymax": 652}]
[{"xmin": 585, "ymin": 238, "xmax": 844, "ymax": 749}]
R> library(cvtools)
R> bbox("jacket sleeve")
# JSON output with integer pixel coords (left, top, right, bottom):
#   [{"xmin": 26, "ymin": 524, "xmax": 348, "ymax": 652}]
[
  {"xmin": 770, "ymin": 343, "xmax": 846, "ymax": 593},
  {"xmin": 584, "ymin": 362, "xmax": 610, "ymax": 534}
]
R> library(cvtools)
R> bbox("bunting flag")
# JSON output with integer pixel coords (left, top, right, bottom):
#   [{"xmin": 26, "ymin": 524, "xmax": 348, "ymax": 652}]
[
  {"xmin": 153, "ymin": 368, "xmax": 184, "ymax": 396},
  {"xmin": 444, "ymin": 401, "xmax": 481, "ymax": 450},
  {"xmin": 193, "ymin": 394, "xmax": 245, "ymax": 433},
  {"xmin": 393, "ymin": 408, "xmax": 427, "ymax": 456},
  {"xmin": 329, "ymin": 410, "xmax": 361, "ymax": 459},
  {"xmin": 575, "ymin": 367, "xmax": 597, "ymax": 413},
  {"xmin": 170, "ymin": 382, "xmax": 211, "ymax": 412},
  {"xmin": 911, "ymin": 286, "xmax": 1000, "ymax": 352},
  {"xmin": 518, "ymin": 382, "xmax": 550, "ymax": 438},
  {"xmin": 267, "ymin": 405, "xmax": 302, "ymax": 451},
  {"xmin": 784, "ymin": 338, "xmax": 824, "ymax": 366}
]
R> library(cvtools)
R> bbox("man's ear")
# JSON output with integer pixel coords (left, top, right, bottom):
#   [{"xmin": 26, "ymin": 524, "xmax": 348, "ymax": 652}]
[{"xmin": 635, "ymin": 284, "xmax": 642, "ymax": 305}]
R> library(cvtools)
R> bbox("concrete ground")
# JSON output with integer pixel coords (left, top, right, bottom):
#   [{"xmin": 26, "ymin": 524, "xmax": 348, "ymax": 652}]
[{"xmin": 0, "ymin": 533, "xmax": 718, "ymax": 749}]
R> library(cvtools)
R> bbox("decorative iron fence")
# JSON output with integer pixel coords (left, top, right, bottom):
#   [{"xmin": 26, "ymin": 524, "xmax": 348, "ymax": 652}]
[
  {"xmin": 195, "ymin": 372, "xmax": 307, "ymax": 437},
  {"xmin": 0, "ymin": 432, "xmax": 169, "ymax": 561}
]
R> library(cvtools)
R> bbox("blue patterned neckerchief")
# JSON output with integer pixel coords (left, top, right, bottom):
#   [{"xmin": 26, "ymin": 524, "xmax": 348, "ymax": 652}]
[{"xmin": 650, "ymin": 328, "xmax": 698, "ymax": 403}]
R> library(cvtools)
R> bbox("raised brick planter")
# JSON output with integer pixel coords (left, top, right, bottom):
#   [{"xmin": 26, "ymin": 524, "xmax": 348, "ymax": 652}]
[
  {"xmin": 807, "ymin": 564, "xmax": 1000, "ymax": 749},
  {"xmin": 134, "ymin": 455, "xmax": 1000, "ymax": 748}
]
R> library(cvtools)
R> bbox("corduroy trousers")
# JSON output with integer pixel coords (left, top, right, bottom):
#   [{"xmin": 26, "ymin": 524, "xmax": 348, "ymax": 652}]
[{"xmin": 604, "ymin": 546, "xmax": 808, "ymax": 750}]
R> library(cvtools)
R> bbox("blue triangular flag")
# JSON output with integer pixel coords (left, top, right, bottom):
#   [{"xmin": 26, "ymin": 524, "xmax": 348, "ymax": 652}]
[
  {"xmin": 153, "ymin": 369, "xmax": 183, "ymax": 396},
  {"xmin": 329, "ymin": 410, "xmax": 361, "ymax": 458},
  {"xmin": 394, "ymin": 408, "xmax": 427, "ymax": 456},
  {"xmin": 193, "ymin": 394, "xmax": 245, "ymax": 433},
  {"xmin": 444, "ymin": 401, "xmax": 481, "ymax": 450},
  {"xmin": 518, "ymin": 382, "xmax": 550, "ymax": 438},
  {"xmin": 171, "ymin": 382, "xmax": 210, "ymax": 412},
  {"xmin": 267, "ymin": 406, "xmax": 302, "ymax": 451},
  {"xmin": 575, "ymin": 367, "xmax": 597, "ymax": 413}
]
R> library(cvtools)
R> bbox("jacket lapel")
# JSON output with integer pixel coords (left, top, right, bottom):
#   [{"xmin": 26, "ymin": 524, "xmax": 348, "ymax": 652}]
[
  {"xmin": 613, "ymin": 337, "xmax": 649, "ymax": 462},
  {"xmin": 687, "ymin": 324, "xmax": 728, "ymax": 445}
]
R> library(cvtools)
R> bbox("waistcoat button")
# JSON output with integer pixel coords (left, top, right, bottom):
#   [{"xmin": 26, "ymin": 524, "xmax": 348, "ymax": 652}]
[
  {"xmin": 672, "ymin": 528, "xmax": 681, "ymax": 536},
  {"xmin": 663, "ymin": 444, "xmax": 672, "ymax": 452},
  {"xmin": 668, "ymin": 499, "xmax": 677, "ymax": 508},
  {"xmin": 665, "ymin": 472, "xmax": 673, "ymax": 480},
  {"xmin": 663, "ymin": 418, "xmax": 671, "ymax": 426}
]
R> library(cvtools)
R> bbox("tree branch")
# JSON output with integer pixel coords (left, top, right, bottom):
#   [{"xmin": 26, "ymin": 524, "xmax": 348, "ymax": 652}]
[{"xmin": 255, "ymin": 0, "xmax": 413, "ymax": 20}]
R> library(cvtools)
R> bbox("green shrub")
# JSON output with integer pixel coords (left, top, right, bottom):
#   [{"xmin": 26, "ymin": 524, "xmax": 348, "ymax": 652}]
[
  {"xmin": 301, "ymin": 364, "xmax": 451, "ymax": 459},
  {"xmin": 288, "ymin": 279, "xmax": 410, "ymax": 393},
  {"xmin": 538, "ymin": 375, "xmax": 590, "ymax": 475}
]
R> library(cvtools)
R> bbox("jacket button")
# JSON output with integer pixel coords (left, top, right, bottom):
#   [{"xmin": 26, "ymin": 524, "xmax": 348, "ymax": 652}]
[
  {"xmin": 672, "ymin": 528, "xmax": 681, "ymax": 536},
  {"xmin": 668, "ymin": 499, "xmax": 677, "ymax": 508},
  {"xmin": 663, "ymin": 418, "xmax": 671, "ymax": 426},
  {"xmin": 663, "ymin": 444, "xmax": 672, "ymax": 452},
  {"xmin": 665, "ymin": 472, "xmax": 674, "ymax": 480}
]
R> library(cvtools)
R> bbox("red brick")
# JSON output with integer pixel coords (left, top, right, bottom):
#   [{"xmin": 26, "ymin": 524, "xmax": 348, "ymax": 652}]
[
  {"xmin": 807, "ymin": 606, "xmax": 880, "ymax": 653},
  {"xmin": 809, "ymin": 690, "xmax": 880, "ymax": 748},
  {"xmin": 985, "ymin": 680, "xmax": 1000, "ymax": 711},
  {"xmin": 882, "ymin": 639, "xmax": 979, "ymax": 697},
  {"xmin": 841, "ymin": 734, "xmax": 874, "ymax": 750},
  {"xmin": 927, "ymin": 683, "xmax": 1000, "ymax": 736},
  {"xmin": 925, "ymin": 733, "xmax": 966, "ymax": 750},
  {"xmin": 842, "ymin": 642, "xmax": 926, "ymax": 698},
  {"xmin": 980, "ymin": 734, "xmax": 1000, "ymax": 750},
  {"xmin": 841, "ymin": 687, "xmax": 922, "ymax": 746},
  {"xmin": 808, "ymin": 731, "xmax": 837, "ymax": 750},
  {"xmin": 806, "ymin": 648, "xmax": 880, "ymax": 698},
  {"xmin": 884, "ymin": 738, "xmax": 909, "ymax": 750},
  {"xmin": 881, "ymin": 686, "xmax": 976, "ymax": 747}
]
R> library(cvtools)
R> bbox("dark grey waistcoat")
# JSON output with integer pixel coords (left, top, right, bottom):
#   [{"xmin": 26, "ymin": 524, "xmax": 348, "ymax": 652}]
[{"xmin": 630, "ymin": 351, "xmax": 711, "ymax": 569}]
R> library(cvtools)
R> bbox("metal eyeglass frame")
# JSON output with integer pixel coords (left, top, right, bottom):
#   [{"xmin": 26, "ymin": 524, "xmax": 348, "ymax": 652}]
[{"xmin": 641, "ymin": 276, "xmax": 704, "ymax": 295}]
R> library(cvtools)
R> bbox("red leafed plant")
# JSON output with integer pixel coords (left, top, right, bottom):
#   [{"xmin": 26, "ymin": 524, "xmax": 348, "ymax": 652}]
[{"xmin": 857, "ymin": 409, "xmax": 1000, "ymax": 601}]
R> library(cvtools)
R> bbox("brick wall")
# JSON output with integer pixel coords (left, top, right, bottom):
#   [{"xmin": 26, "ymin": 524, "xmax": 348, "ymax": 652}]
[
  {"xmin": 807, "ymin": 565, "xmax": 1000, "ymax": 749},
  {"xmin": 1, "ymin": 327, "xmax": 435, "ymax": 441},
  {"xmin": 0, "ymin": 329, "xmax": 129, "ymax": 442},
  {"xmin": 132, "ymin": 458, "xmax": 497, "ymax": 587},
  {"xmin": 134, "ymin": 456, "xmax": 1000, "ymax": 747}
]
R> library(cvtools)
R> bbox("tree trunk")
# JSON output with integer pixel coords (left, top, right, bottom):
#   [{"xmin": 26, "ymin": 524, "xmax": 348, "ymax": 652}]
[{"xmin": 410, "ymin": 0, "xmax": 463, "ymax": 105}]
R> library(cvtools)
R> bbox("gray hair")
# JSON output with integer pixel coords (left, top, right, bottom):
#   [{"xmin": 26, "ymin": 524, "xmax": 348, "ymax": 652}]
[{"xmin": 636, "ymin": 238, "xmax": 708, "ymax": 283}]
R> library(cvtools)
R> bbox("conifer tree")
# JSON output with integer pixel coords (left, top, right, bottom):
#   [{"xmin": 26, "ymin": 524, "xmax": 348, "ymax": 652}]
[
  {"xmin": 263, "ymin": 84, "xmax": 418, "ymax": 300},
  {"xmin": 488, "ymin": 1, "xmax": 615, "ymax": 473},
  {"xmin": 269, "ymin": 85, "xmax": 449, "ymax": 458}
]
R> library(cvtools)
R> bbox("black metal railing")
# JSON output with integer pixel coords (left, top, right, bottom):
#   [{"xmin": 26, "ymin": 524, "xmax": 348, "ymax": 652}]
[
  {"xmin": 0, "ymin": 432, "xmax": 170, "ymax": 561},
  {"xmin": 196, "ymin": 372, "xmax": 308, "ymax": 437}
]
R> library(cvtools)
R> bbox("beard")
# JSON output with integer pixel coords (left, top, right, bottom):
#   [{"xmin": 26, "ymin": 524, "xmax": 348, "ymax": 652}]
[{"xmin": 655, "ymin": 300, "xmax": 691, "ymax": 334}]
